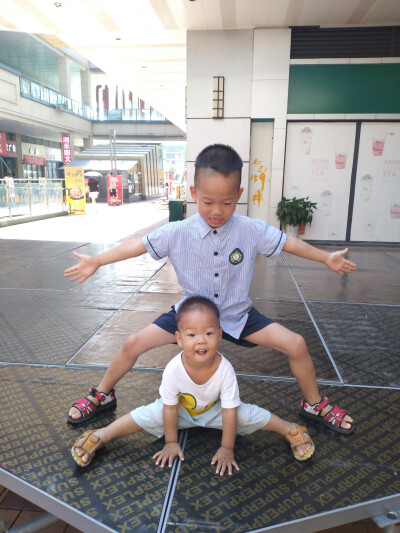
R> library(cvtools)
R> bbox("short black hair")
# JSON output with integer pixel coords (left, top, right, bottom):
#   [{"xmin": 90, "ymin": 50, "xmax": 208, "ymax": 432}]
[
  {"xmin": 194, "ymin": 144, "xmax": 243, "ymax": 187},
  {"xmin": 176, "ymin": 296, "xmax": 220, "ymax": 328}
]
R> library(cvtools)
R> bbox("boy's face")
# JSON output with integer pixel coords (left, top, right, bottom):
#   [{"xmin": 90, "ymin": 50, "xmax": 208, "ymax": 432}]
[
  {"xmin": 190, "ymin": 169, "xmax": 243, "ymax": 229},
  {"xmin": 176, "ymin": 307, "xmax": 222, "ymax": 367}
]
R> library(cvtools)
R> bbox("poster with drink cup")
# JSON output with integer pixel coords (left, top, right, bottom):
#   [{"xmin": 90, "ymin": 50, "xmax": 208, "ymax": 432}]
[
  {"xmin": 351, "ymin": 122, "xmax": 399, "ymax": 242},
  {"xmin": 284, "ymin": 122, "xmax": 355, "ymax": 241}
]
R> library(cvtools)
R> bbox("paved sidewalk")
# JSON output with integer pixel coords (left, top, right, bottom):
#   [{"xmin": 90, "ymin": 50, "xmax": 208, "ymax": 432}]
[{"xmin": 0, "ymin": 200, "xmax": 169, "ymax": 244}]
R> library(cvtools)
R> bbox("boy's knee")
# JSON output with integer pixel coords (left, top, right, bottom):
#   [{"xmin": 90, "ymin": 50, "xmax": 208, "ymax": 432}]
[
  {"xmin": 289, "ymin": 333, "xmax": 307, "ymax": 358},
  {"xmin": 124, "ymin": 333, "xmax": 140, "ymax": 350}
]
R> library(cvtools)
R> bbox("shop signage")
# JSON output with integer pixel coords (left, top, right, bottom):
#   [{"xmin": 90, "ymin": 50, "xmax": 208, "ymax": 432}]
[
  {"xmin": 0, "ymin": 133, "xmax": 6, "ymax": 155},
  {"xmin": 0, "ymin": 133, "xmax": 17, "ymax": 158},
  {"xmin": 65, "ymin": 167, "xmax": 86, "ymax": 214},
  {"xmin": 23, "ymin": 154, "xmax": 46, "ymax": 166},
  {"xmin": 44, "ymin": 146, "xmax": 62, "ymax": 161},
  {"xmin": 62, "ymin": 135, "xmax": 72, "ymax": 164}
]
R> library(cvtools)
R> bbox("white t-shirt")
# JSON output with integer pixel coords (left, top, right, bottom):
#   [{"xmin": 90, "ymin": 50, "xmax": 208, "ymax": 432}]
[{"xmin": 160, "ymin": 352, "xmax": 240, "ymax": 416}]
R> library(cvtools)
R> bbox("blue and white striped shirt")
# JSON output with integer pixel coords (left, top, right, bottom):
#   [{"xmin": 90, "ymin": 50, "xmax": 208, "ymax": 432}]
[{"xmin": 143, "ymin": 213, "xmax": 286, "ymax": 338}]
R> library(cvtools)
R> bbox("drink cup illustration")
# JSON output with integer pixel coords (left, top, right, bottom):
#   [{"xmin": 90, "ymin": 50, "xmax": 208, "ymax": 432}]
[
  {"xmin": 390, "ymin": 202, "xmax": 400, "ymax": 219},
  {"xmin": 299, "ymin": 127, "xmax": 312, "ymax": 155},
  {"xmin": 360, "ymin": 174, "xmax": 374, "ymax": 201},
  {"xmin": 334, "ymin": 143, "xmax": 348, "ymax": 169},
  {"xmin": 320, "ymin": 190, "xmax": 332, "ymax": 216},
  {"xmin": 372, "ymin": 130, "xmax": 386, "ymax": 156}
]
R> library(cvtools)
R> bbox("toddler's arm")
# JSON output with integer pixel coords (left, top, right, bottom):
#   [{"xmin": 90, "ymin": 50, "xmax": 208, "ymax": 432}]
[
  {"xmin": 64, "ymin": 238, "xmax": 147, "ymax": 284},
  {"xmin": 153, "ymin": 403, "xmax": 184, "ymax": 467},
  {"xmin": 211, "ymin": 407, "xmax": 239, "ymax": 476},
  {"xmin": 283, "ymin": 237, "xmax": 356, "ymax": 276}
]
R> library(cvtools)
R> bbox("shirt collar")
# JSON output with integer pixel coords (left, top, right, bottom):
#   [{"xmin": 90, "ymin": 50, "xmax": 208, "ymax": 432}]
[{"xmin": 196, "ymin": 213, "xmax": 236, "ymax": 240}]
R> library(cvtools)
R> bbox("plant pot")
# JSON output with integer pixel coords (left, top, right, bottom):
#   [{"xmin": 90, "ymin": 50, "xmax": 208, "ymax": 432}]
[
  {"xmin": 285, "ymin": 224, "xmax": 299, "ymax": 238},
  {"xmin": 298, "ymin": 221, "xmax": 306, "ymax": 235}
]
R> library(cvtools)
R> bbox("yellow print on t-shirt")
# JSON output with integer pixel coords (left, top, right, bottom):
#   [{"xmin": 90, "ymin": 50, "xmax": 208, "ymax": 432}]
[{"xmin": 178, "ymin": 393, "xmax": 216, "ymax": 415}]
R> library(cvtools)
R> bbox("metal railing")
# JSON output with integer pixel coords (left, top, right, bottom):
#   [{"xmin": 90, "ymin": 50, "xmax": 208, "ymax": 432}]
[
  {"xmin": 20, "ymin": 77, "xmax": 96, "ymax": 121},
  {"xmin": 97, "ymin": 108, "xmax": 168, "ymax": 121},
  {"xmin": 0, "ymin": 179, "xmax": 67, "ymax": 220},
  {"xmin": 19, "ymin": 76, "xmax": 168, "ymax": 123}
]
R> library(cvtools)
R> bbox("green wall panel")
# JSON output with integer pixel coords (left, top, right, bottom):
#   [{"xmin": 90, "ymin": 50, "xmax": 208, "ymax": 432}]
[{"xmin": 288, "ymin": 64, "xmax": 400, "ymax": 114}]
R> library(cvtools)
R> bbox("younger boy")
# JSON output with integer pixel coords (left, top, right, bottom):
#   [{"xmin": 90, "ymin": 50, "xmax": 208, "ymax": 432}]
[
  {"xmin": 65, "ymin": 144, "xmax": 356, "ymax": 434},
  {"xmin": 71, "ymin": 296, "xmax": 315, "ymax": 474}
]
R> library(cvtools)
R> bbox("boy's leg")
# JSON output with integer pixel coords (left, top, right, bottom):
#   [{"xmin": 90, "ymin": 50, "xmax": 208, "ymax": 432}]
[
  {"xmin": 243, "ymin": 322, "xmax": 353, "ymax": 430},
  {"xmin": 68, "ymin": 323, "xmax": 175, "ymax": 421},
  {"xmin": 74, "ymin": 413, "xmax": 143, "ymax": 465}
]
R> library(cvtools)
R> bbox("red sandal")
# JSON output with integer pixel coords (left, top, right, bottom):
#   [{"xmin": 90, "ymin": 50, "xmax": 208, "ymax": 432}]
[
  {"xmin": 299, "ymin": 396, "xmax": 354, "ymax": 434},
  {"xmin": 67, "ymin": 387, "xmax": 116, "ymax": 424}
]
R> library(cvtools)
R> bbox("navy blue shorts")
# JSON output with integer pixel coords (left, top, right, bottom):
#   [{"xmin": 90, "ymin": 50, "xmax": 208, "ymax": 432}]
[{"xmin": 153, "ymin": 306, "xmax": 274, "ymax": 348}]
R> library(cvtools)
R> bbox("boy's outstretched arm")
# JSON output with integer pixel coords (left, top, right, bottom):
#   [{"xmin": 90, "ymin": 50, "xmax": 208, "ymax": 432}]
[
  {"xmin": 283, "ymin": 236, "xmax": 356, "ymax": 276},
  {"xmin": 153, "ymin": 403, "xmax": 184, "ymax": 468},
  {"xmin": 211, "ymin": 407, "xmax": 239, "ymax": 476},
  {"xmin": 64, "ymin": 238, "xmax": 147, "ymax": 284}
]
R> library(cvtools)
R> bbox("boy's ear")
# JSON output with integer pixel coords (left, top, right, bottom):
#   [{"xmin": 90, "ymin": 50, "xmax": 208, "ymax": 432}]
[
  {"xmin": 218, "ymin": 327, "xmax": 222, "ymax": 342},
  {"xmin": 190, "ymin": 185, "xmax": 197, "ymax": 202},
  {"xmin": 237, "ymin": 187, "xmax": 244, "ymax": 202},
  {"xmin": 175, "ymin": 330, "xmax": 183, "ymax": 347}
]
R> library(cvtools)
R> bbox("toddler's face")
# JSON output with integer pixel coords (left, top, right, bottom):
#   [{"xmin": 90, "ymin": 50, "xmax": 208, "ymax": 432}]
[
  {"xmin": 176, "ymin": 307, "xmax": 222, "ymax": 368},
  {"xmin": 190, "ymin": 169, "xmax": 243, "ymax": 228}
]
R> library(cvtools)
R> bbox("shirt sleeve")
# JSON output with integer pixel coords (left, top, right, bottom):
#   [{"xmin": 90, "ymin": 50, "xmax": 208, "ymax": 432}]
[
  {"xmin": 255, "ymin": 219, "xmax": 287, "ymax": 258},
  {"xmin": 219, "ymin": 358, "xmax": 241, "ymax": 409},
  {"xmin": 142, "ymin": 222, "xmax": 174, "ymax": 260},
  {"xmin": 159, "ymin": 357, "xmax": 180, "ymax": 405}
]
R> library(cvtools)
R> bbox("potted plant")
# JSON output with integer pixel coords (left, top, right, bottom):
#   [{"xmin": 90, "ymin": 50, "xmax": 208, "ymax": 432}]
[{"xmin": 276, "ymin": 196, "xmax": 317, "ymax": 237}]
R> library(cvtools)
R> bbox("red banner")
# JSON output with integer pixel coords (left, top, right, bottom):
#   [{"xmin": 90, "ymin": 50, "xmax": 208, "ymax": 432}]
[
  {"xmin": 0, "ymin": 133, "xmax": 6, "ymax": 156},
  {"xmin": 62, "ymin": 135, "xmax": 72, "ymax": 165},
  {"xmin": 23, "ymin": 154, "xmax": 46, "ymax": 166}
]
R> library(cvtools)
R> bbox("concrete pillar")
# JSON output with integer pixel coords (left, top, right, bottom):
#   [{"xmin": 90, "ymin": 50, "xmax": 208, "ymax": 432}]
[
  {"xmin": 14, "ymin": 134, "xmax": 24, "ymax": 180},
  {"xmin": 58, "ymin": 57, "xmax": 71, "ymax": 98},
  {"xmin": 80, "ymin": 69, "xmax": 92, "ymax": 106}
]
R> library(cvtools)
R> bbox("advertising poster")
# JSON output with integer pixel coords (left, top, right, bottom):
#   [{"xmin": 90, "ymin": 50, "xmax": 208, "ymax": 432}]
[
  {"xmin": 248, "ymin": 122, "xmax": 273, "ymax": 221},
  {"xmin": 351, "ymin": 122, "xmax": 400, "ymax": 242},
  {"xmin": 65, "ymin": 167, "xmax": 86, "ymax": 214},
  {"xmin": 107, "ymin": 174, "xmax": 123, "ymax": 205},
  {"xmin": 284, "ymin": 122, "xmax": 356, "ymax": 240}
]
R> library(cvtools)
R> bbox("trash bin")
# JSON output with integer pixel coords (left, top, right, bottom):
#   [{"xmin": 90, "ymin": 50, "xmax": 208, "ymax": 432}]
[{"xmin": 169, "ymin": 199, "xmax": 187, "ymax": 222}]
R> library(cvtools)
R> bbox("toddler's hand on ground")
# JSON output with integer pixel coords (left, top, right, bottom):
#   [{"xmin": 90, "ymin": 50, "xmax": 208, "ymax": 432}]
[
  {"xmin": 211, "ymin": 447, "xmax": 239, "ymax": 476},
  {"xmin": 64, "ymin": 251, "xmax": 99, "ymax": 283},
  {"xmin": 153, "ymin": 443, "xmax": 184, "ymax": 468},
  {"xmin": 325, "ymin": 248, "xmax": 356, "ymax": 276}
]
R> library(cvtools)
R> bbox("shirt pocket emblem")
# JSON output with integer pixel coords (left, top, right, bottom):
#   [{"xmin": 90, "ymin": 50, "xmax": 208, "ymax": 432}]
[{"xmin": 229, "ymin": 248, "xmax": 243, "ymax": 265}]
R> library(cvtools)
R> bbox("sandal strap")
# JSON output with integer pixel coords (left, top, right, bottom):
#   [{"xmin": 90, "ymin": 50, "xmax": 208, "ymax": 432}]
[
  {"xmin": 89, "ymin": 386, "xmax": 116, "ymax": 403},
  {"xmin": 323, "ymin": 405, "xmax": 346, "ymax": 428},
  {"xmin": 285, "ymin": 426, "xmax": 312, "ymax": 448},
  {"xmin": 72, "ymin": 396, "xmax": 97, "ymax": 417},
  {"xmin": 75, "ymin": 431, "xmax": 103, "ymax": 456},
  {"xmin": 301, "ymin": 395, "xmax": 329, "ymax": 414}
]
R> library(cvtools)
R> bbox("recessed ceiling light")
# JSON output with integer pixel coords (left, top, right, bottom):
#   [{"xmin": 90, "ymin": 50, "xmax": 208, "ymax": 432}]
[
  {"xmin": 54, "ymin": 2, "xmax": 62, "ymax": 6},
  {"xmin": 116, "ymin": 37, "xmax": 121, "ymax": 40},
  {"xmin": 142, "ymin": 66, "xmax": 147, "ymax": 69}
]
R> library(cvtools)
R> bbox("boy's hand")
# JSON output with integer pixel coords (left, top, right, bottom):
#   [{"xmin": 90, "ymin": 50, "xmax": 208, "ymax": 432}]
[
  {"xmin": 325, "ymin": 248, "xmax": 356, "ymax": 276},
  {"xmin": 153, "ymin": 443, "xmax": 184, "ymax": 468},
  {"xmin": 64, "ymin": 251, "xmax": 99, "ymax": 284},
  {"xmin": 211, "ymin": 447, "xmax": 239, "ymax": 476}
]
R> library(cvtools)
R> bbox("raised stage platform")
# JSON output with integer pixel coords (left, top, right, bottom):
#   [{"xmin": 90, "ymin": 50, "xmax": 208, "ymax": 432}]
[{"xmin": 0, "ymin": 239, "xmax": 399, "ymax": 532}]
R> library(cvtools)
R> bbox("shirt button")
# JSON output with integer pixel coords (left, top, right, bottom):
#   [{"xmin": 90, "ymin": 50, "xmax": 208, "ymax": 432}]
[
  {"xmin": 214, "ymin": 252, "xmax": 218, "ymax": 256},
  {"xmin": 214, "ymin": 293, "xmax": 218, "ymax": 298},
  {"xmin": 214, "ymin": 273, "xmax": 219, "ymax": 277},
  {"xmin": 213, "ymin": 230, "xmax": 217, "ymax": 234}
]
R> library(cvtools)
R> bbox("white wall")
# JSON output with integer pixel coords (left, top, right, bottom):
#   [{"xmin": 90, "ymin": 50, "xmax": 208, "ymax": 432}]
[{"xmin": 186, "ymin": 29, "xmax": 291, "ymax": 225}]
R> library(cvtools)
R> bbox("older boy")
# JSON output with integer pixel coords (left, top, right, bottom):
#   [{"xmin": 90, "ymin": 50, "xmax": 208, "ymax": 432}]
[
  {"xmin": 71, "ymin": 296, "xmax": 314, "ymax": 474},
  {"xmin": 65, "ymin": 144, "xmax": 355, "ymax": 433}
]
